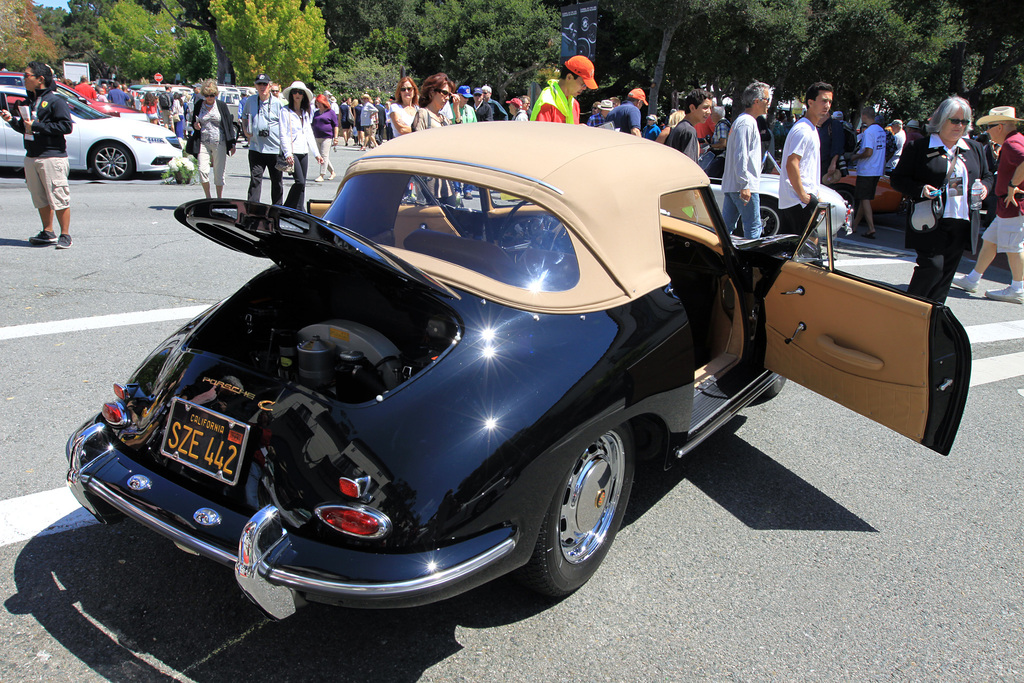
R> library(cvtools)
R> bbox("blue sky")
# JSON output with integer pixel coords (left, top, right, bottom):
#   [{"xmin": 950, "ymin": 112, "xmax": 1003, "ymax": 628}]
[{"xmin": 35, "ymin": 0, "xmax": 69, "ymax": 9}]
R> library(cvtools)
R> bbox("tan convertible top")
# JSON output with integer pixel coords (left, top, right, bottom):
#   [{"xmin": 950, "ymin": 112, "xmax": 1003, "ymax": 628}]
[{"xmin": 344, "ymin": 121, "xmax": 710, "ymax": 313}]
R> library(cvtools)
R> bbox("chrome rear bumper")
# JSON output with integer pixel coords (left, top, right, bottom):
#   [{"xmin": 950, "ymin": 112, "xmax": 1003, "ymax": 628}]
[{"xmin": 67, "ymin": 419, "xmax": 517, "ymax": 618}]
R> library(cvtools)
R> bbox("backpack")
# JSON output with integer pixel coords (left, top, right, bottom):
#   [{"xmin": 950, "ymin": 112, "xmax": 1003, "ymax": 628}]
[
  {"xmin": 158, "ymin": 91, "xmax": 172, "ymax": 111},
  {"xmin": 884, "ymin": 128, "xmax": 897, "ymax": 161},
  {"xmin": 843, "ymin": 124, "xmax": 857, "ymax": 154}
]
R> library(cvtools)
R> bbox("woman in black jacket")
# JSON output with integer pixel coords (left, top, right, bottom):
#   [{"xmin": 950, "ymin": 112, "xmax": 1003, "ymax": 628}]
[
  {"xmin": 190, "ymin": 79, "xmax": 236, "ymax": 198},
  {"xmin": 890, "ymin": 96, "xmax": 993, "ymax": 302}
]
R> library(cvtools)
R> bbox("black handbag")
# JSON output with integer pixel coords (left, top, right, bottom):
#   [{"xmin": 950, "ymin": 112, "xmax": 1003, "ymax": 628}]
[{"xmin": 185, "ymin": 131, "xmax": 201, "ymax": 157}]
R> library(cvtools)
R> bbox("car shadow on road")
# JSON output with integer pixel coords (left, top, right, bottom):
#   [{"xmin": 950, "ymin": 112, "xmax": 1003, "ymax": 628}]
[
  {"xmin": 6, "ymin": 520, "xmax": 556, "ymax": 682},
  {"xmin": 625, "ymin": 415, "xmax": 876, "ymax": 533}
]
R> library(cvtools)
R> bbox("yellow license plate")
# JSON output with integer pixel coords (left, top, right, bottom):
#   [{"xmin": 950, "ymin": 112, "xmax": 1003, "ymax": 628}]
[{"xmin": 160, "ymin": 398, "xmax": 250, "ymax": 485}]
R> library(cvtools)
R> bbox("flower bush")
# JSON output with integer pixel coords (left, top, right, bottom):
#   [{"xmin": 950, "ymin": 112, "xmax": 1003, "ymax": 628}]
[{"xmin": 162, "ymin": 155, "xmax": 198, "ymax": 184}]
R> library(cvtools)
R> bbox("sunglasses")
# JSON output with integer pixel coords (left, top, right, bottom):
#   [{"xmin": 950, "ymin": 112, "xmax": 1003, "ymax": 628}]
[
  {"xmin": 948, "ymin": 118, "xmax": 970, "ymax": 126},
  {"xmin": 983, "ymin": 123, "xmax": 1004, "ymax": 131},
  {"xmin": 400, "ymin": 86, "xmax": 414, "ymax": 92},
  {"xmin": 438, "ymin": 90, "xmax": 451, "ymax": 97}
]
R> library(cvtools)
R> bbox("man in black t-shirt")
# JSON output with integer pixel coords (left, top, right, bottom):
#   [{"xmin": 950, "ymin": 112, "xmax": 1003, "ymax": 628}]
[{"xmin": 665, "ymin": 89, "xmax": 712, "ymax": 163}]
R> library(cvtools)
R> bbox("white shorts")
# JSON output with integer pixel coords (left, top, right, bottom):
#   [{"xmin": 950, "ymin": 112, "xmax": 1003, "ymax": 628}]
[{"xmin": 982, "ymin": 214, "xmax": 1024, "ymax": 253}]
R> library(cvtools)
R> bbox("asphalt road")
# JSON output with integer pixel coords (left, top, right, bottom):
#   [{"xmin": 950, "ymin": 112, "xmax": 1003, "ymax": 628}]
[{"xmin": 1, "ymin": 147, "xmax": 1022, "ymax": 682}]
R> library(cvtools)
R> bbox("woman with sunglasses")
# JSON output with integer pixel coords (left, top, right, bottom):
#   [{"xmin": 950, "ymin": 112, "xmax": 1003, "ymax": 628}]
[
  {"xmin": 191, "ymin": 79, "xmax": 236, "ymax": 199},
  {"xmin": 279, "ymin": 81, "xmax": 323, "ymax": 209},
  {"xmin": 412, "ymin": 73, "xmax": 452, "ymax": 131},
  {"xmin": 891, "ymin": 96, "xmax": 993, "ymax": 302},
  {"xmin": 389, "ymin": 77, "xmax": 419, "ymax": 137}
]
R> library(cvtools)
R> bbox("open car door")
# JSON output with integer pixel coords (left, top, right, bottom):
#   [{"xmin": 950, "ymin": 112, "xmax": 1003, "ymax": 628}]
[{"xmin": 763, "ymin": 206, "xmax": 971, "ymax": 455}]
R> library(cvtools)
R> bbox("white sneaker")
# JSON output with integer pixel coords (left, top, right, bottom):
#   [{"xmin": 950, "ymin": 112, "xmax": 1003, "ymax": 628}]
[
  {"xmin": 985, "ymin": 286, "xmax": 1024, "ymax": 304},
  {"xmin": 952, "ymin": 275, "xmax": 980, "ymax": 293},
  {"xmin": 314, "ymin": 175, "xmax": 325, "ymax": 183}
]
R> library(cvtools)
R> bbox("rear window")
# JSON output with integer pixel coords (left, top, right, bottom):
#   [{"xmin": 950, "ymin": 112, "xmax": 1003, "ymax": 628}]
[{"xmin": 323, "ymin": 172, "xmax": 580, "ymax": 292}]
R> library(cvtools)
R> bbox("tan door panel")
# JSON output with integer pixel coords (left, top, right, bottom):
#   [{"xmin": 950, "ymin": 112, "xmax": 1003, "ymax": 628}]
[{"xmin": 764, "ymin": 261, "xmax": 933, "ymax": 443}]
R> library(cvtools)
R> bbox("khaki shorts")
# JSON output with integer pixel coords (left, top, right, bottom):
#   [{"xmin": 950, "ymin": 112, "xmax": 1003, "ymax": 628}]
[
  {"xmin": 982, "ymin": 214, "xmax": 1024, "ymax": 253},
  {"xmin": 25, "ymin": 156, "xmax": 71, "ymax": 211}
]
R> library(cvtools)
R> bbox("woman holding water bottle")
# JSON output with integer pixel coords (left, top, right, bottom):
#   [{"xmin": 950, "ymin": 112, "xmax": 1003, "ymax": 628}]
[{"xmin": 891, "ymin": 96, "xmax": 993, "ymax": 303}]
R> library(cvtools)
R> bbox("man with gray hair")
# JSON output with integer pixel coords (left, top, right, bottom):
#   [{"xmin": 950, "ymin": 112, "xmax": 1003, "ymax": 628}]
[
  {"xmin": 886, "ymin": 119, "xmax": 905, "ymax": 172},
  {"xmin": 721, "ymin": 81, "xmax": 771, "ymax": 239}
]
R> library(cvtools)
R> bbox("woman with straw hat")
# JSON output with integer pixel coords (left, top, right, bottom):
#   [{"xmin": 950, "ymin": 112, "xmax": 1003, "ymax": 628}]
[{"xmin": 279, "ymin": 80, "xmax": 322, "ymax": 209}]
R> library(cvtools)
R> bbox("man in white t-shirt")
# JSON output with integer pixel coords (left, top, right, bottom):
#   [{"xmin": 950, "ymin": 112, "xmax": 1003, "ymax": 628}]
[
  {"xmin": 850, "ymin": 106, "xmax": 886, "ymax": 237},
  {"xmin": 779, "ymin": 82, "xmax": 833, "ymax": 234}
]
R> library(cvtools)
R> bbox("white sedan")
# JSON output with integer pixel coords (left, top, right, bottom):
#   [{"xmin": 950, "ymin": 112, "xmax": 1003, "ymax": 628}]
[{"xmin": 0, "ymin": 85, "xmax": 182, "ymax": 180}]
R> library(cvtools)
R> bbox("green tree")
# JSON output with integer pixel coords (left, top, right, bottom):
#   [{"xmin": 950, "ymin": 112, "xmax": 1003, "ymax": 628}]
[
  {"xmin": 209, "ymin": 0, "xmax": 329, "ymax": 84},
  {"xmin": 946, "ymin": 0, "xmax": 1024, "ymax": 109},
  {"xmin": 317, "ymin": 52, "xmax": 403, "ymax": 97},
  {"xmin": 61, "ymin": 0, "xmax": 118, "ymax": 78},
  {"xmin": 318, "ymin": 0, "xmax": 418, "ymax": 53},
  {"xmin": 97, "ymin": 0, "xmax": 179, "ymax": 80},
  {"xmin": 414, "ymin": 0, "xmax": 559, "ymax": 101},
  {"xmin": 173, "ymin": 29, "xmax": 216, "ymax": 83}
]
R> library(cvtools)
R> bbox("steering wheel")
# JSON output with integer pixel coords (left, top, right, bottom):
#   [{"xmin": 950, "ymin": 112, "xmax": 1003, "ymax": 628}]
[{"xmin": 495, "ymin": 201, "xmax": 568, "ymax": 253}]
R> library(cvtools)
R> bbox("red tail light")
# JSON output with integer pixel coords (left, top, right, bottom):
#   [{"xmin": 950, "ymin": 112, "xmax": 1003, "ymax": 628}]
[
  {"xmin": 102, "ymin": 401, "xmax": 129, "ymax": 427},
  {"xmin": 113, "ymin": 383, "xmax": 131, "ymax": 400},
  {"xmin": 315, "ymin": 505, "xmax": 391, "ymax": 539}
]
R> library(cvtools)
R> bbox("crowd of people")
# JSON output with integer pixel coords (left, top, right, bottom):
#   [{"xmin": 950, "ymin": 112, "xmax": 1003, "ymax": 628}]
[{"xmin": 4, "ymin": 55, "xmax": 1022, "ymax": 306}]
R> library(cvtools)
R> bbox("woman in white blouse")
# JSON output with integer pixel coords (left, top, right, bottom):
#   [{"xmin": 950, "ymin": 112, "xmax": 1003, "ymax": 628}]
[
  {"xmin": 279, "ymin": 81, "xmax": 323, "ymax": 209},
  {"xmin": 389, "ymin": 76, "xmax": 418, "ymax": 136}
]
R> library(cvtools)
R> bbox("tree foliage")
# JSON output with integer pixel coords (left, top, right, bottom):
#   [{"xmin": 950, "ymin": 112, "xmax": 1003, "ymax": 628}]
[
  {"xmin": 210, "ymin": 0, "xmax": 329, "ymax": 84},
  {"xmin": 414, "ymin": 0, "xmax": 559, "ymax": 100},
  {"xmin": 97, "ymin": 0, "xmax": 178, "ymax": 80},
  {"xmin": 173, "ymin": 29, "xmax": 217, "ymax": 83},
  {"xmin": 1, "ymin": 0, "xmax": 58, "ymax": 66}
]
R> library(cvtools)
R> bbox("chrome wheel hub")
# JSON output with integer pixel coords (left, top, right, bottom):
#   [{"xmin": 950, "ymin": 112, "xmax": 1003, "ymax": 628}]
[
  {"xmin": 96, "ymin": 148, "xmax": 128, "ymax": 179},
  {"xmin": 559, "ymin": 431, "xmax": 625, "ymax": 564}
]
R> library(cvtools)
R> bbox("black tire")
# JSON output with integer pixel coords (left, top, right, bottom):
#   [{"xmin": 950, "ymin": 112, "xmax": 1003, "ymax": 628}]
[
  {"xmin": 515, "ymin": 424, "xmax": 635, "ymax": 597},
  {"xmin": 90, "ymin": 142, "xmax": 135, "ymax": 180},
  {"xmin": 759, "ymin": 198, "xmax": 782, "ymax": 236},
  {"xmin": 834, "ymin": 185, "xmax": 855, "ymax": 211}
]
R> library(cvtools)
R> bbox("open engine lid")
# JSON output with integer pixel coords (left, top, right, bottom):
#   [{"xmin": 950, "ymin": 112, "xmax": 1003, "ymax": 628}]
[{"xmin": 174, "ymin": 199, "xmax": 457, "ymax": 300}]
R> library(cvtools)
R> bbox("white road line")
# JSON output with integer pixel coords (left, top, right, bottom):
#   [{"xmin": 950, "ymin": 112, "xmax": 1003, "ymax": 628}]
[
  {"xmin": 964, "ymin": 319, "xmax": 1024, "ymax": 344},
  {"xmin": 0, "ymin": 305, "xmax": 210, "ymax": 341},
  {"xmin": 970, "ymin": 351, "xmax": 1024, "ymax": 387},
  {"xmin": 0, "ymin": 487, "xmax": 98, "ymax": 546},
  {"xmin": 834, "ymin": 256, "xmax": 916, "ymax": 268}
]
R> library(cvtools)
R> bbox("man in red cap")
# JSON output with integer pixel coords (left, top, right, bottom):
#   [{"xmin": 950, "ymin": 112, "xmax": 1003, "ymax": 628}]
[
  {"xmin": 608, "ymin": 88, "xmax": 647, "ymax": 136},
  {"xmin": 530, "ymin": 55, "xmax": 597, "ymax": 124}
]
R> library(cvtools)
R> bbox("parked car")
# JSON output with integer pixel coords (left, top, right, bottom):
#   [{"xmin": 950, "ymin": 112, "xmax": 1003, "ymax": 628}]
[
  {"xmin": 0, "ymin": 72, "xmax": 146, "ymax": 121},
  {"xmin": 216, "ymin": 86, "xmax": 244, "ymax": 140},
  {"xmin": 66, "ymin": 123, "xmax": 970, "ymax": 620},
  {"xmin": 829, "ymin": 173, "xmax": 908, "ymax": 214},
  {"xmin": 1, "ymin": 85, "xmax": 181, "ymax": 180},
  {"xmin": 708, "ymin": 154, "xmax": 852, "ymax": 236}
]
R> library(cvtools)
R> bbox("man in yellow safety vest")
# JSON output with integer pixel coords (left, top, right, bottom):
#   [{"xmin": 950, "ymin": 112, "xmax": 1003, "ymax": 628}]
[{"xmin": 530, "ymin": 55, "xmax": 598, "ymax": 124}]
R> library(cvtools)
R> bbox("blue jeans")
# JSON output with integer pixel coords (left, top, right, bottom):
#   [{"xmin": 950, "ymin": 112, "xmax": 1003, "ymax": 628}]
[{"xmin": 723, "ymin": 191, "xmax": 762, "ymax": 239}]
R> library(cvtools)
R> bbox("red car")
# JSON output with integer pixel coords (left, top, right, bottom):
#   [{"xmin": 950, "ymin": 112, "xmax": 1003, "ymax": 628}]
[{"xmin": 0, "ymin": 72, "xmax": 145, "ymax": 121}]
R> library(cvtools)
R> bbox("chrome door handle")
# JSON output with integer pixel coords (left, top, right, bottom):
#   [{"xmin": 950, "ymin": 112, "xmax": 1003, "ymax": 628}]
[
  {"xmin": 784, "ymin": 322, "xmax": 806, "ymax": 344},
  {"xmin": 782, "ymin": 286, "xmax": 805, "ymax": 295}
]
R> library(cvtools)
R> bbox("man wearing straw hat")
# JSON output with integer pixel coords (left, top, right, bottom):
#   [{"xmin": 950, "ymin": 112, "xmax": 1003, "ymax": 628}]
[{"xmin": 953, "ymin": 106, "xmax": 1024, "ymax": 303}]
